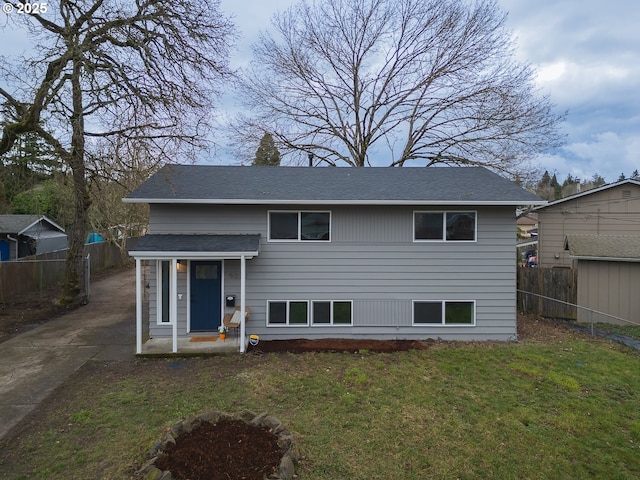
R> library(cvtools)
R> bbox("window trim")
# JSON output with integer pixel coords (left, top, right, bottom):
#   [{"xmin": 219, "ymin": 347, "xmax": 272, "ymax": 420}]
[
  {"xmin": 266, "ymin": 300, "xmax": 310, "ymax": 326},
  {"xmin": 311, "ymin": 300, "xmax": 353, "ymax": 326},
  {"xmin": 413, "ymin": 210, "xmax": 477, "ymax": 242},
  {"xmin": 156, "ymin": 260, "xmax": 173, "ymax": 325},
  {"xmin": 268, "ymin": 210, "xmax": 331, "ymax": 242},
  {"xmin": 412, "ymin": 300, "xmax": 476, "ymax": 327}
]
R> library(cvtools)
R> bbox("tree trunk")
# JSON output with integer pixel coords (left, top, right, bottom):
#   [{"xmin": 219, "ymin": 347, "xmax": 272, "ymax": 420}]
[{"xmin": 58, "ymin": 59, "xmax": 90, "ymax": 306}]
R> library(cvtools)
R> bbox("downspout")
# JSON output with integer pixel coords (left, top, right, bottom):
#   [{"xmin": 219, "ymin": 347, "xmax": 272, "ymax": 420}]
[
  {"xmin": 240, "ymin": 255, "xmax": 246, "ymax": 353},
  {"xmin": 7, "ymin": 235, "xmax": 18, "ymax": 260}
]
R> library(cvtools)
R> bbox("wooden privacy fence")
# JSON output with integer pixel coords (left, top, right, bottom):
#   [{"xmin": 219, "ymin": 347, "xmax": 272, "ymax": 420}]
[
  {"xmin": 517, "ymin": 267, "xmax": 578, "ymax": 320},
  {"xmin": 0, "ymin": 238, "xmax": 139, "ymax": 302}
]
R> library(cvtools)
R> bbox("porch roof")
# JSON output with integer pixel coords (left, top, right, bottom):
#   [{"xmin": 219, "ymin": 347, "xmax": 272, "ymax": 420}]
[{"xmin": 129, "ymin": 234, "xmax": 260, "ymax": 259}]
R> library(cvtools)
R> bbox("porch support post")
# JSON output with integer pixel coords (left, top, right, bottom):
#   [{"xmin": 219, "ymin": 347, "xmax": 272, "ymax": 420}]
[
  {"xmin": 240, "ymin": 254, "xmax": 246, "ymax": 353},
  {"xmin": 171, "ymin": 258, "xmax": 178, "ymax": 353},
  {"xmin": 136, "ymin": 258, "xmax": 142, "ymax": 354}
]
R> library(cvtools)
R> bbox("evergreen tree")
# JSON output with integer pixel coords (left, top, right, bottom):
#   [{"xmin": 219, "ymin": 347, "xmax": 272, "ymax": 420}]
[
  {"xmin": 537, "ymin": 170, "xmax": 551, "ymax": 189},
  {"xmin": 592, "ymin": 173, "xmax": 606, "ymax": 186},
  {"xmin": 0, "ymin": 132, "xmax": 60, "ymax": 212},
  {"xmin": 618, "ymin": 172, "xmax": 627, "ymax": 181},
  {"xmin": 549, "ymin": 173, "xmax": 561, "ymax": 199},
  {"xmin": 562, "ymin": 174, "xmax": 576, "ymax": 187},
  {"xmin": 253, "ymin": 132, "xmax": 281, "ymax": 166},
  {"xmin": 631, "ymin": 169, "xmax": 639, "ymax": 179}
]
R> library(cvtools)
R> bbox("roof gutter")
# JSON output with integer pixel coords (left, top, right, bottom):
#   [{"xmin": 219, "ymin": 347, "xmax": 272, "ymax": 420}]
[
  {"xmin": 123, "ymin": 198, "xmax": 547, "ymax": 207},
  {"xmin": 569, "ymin": 255, "xmax": 640, "ymax": 263},
  {"xmin": 128, "ymin": 251, "xmax": 258, "ymax": 260}
]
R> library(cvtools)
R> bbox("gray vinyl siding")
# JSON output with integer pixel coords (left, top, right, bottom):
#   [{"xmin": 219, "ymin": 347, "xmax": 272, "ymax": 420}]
[
  {"xmin": 537, "ymin": 184, "xmax": 640, "ymax": 267},
  {"xmin": 146, "ymin": 204, "xmax": 518, "ymax": 341},
  {"xmin": 147, "ymin": 261, "xmax": 189, "ymax": 338}
]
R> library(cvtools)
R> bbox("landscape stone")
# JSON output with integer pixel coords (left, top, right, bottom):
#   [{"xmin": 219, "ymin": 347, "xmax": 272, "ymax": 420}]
[{"xmin": 140, "ymin": 410, "xmax": 297, "ymax": 479}]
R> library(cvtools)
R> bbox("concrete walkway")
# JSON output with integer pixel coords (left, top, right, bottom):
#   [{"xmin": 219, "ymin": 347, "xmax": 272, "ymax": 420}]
[{"xmin": 0, "ymin": 268, "xmax": 136, "ymax": 440}]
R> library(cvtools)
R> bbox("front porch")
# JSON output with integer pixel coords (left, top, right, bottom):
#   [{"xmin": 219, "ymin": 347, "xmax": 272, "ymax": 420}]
[
  {"xmin": 129, "ymin": 234, "xmax": 261, "ymax": 355},
  {"xmin": 138, "ymin": 335, "xmax": 250, "ymax": 356}
]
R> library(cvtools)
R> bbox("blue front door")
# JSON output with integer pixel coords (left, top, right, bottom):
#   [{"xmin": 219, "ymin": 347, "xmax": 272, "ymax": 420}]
[{"xmin": 190, "ymin": 261, "xmax": 222, "ymax": 331}]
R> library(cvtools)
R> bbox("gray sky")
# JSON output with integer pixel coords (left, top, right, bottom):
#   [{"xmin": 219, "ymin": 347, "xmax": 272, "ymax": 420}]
[
  {"xmin": 499, "ymin": 0, "xmax": 640, "ymax": 183},
  {"xmin": 2, "ymin": 0, "xmax": 639, "ymax": 184},
  {"xmin": 218, "ymin": 0, "xmax": 640, "ymax": 183}
]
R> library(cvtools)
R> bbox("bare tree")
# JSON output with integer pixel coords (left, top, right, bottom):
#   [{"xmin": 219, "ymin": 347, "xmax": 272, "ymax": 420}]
[
  {"xmin": 86, "ymin": 138, "xmax": 157, "ymax": 261},
  {"xmin": 0, "ymin": 0, "xmax": 235, "ymax": 305},
  {"xmin": 234, "ymin": 0, "xmax": 564, "ymax": 173}
]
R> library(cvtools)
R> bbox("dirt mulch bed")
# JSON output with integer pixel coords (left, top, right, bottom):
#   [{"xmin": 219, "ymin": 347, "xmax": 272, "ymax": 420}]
[
  {"xmin": 248, "ymin": 337, "xmax": 432, "ymax": 353},
  {"xmin": 245, "ymin": 314, "xmax": 578, "ymax": 354},
  {"xmin": 516, "ymin": 312, "xmax": 579, "ymax": 342},
  {"xmin": 155, "ymin": 418, "xmax": 283, "ymax": 480}
]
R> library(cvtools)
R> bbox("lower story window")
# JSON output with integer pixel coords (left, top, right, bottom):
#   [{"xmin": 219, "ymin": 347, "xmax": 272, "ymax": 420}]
[
  {"xmin": 268, "ymin": 301, "xmax": 309, "ymax": 325},
  {"xmin": 413, "ymin": 300, "xmax": 475, "ymax": 326},
  {"xmin": 312, "ymin": 301, "xmax": 352, "ymax": 325}
]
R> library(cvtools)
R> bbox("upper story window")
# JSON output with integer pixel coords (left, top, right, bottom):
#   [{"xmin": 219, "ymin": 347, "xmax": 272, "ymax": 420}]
[
  {"xmin": 414, "ymin": 211, "xmax": 476, "ymax": 241},
  {"xmin": 269, "ymin": 211, "xmax": 331, "ymax": 241}
]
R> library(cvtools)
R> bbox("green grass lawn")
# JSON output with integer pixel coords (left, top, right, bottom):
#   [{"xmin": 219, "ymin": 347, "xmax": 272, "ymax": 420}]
[{"xmin": 1, "ymin": 336, "xmax": 640, "ymax": 479}]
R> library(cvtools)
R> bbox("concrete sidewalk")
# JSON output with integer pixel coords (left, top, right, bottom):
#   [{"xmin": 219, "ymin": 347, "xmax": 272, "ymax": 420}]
[{"xmin": 0, "ymin": 268, "xmax": 136, "ymax": 440}]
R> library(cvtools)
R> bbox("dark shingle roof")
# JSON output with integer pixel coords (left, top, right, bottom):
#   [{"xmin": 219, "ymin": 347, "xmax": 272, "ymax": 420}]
[
  {"xmin": 0, "ymin": 215, "xmax": 64, "ymax": 234},
  {"xmin": 564, "ymin": 234, "xmax": 640, "ymax": 261},
  {"xmin": 130, "ymin": 234, "xmax": 260, "ymax": 256},
  {"xmin": 126, "ymin": 165, "xmax": 543, "ymax": 206}
]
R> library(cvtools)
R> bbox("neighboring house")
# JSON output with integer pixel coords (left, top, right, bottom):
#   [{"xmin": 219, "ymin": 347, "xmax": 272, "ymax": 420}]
[
  {"xmin": 0, "ymin": 215, "xmax": 68, "ymax": 261},
  {"xmin": 533, "ymin": 179, "xmax": 640, "ymax": 268},
  {"xmin": 516, "ymin": 211, "xmax": 538, "ymax": 266},
  {"xmin": 517, "ymin": 212, "xmax": 538, "ymax": 240},
  {"xmin": 564, "ymin": 234, "xmax": 640, "ymax": 325},
  {"xmin": 125, "ymin": 165, "xmax": 544, "ymax": 353}
]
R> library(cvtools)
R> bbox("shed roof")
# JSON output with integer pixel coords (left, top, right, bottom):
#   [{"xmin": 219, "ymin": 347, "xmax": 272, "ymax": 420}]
[
  {"xmin": 129, "ymin": 234, "xmax": 261, "ymax": 259},
  {"xmin": 0, "ymin": 215, "xmax": 65, "ymax": 235},
  {"xmin": 564, "ymin": 234, "xmax": 640, "ymax": 262},
  {"xmin": 125, "ymin": 165, "xmax": 544, "ymax": 206}
]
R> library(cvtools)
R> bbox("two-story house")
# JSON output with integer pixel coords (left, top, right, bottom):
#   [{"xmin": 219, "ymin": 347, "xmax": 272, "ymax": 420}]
[{"xmin": 125, "ymin": 165, "xmax": 544, "ymax": 353}]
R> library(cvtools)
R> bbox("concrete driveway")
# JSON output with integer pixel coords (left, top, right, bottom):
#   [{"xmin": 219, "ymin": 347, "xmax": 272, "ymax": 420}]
[{"xmin": 0, "ymin": 268, "xmax": 136, "ymax": 440}]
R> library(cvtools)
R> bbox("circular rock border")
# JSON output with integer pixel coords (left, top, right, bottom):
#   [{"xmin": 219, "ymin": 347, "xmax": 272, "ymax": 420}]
[{"xmin": 138, "ymin": 409, "xmax": 297, "ymax": 480}]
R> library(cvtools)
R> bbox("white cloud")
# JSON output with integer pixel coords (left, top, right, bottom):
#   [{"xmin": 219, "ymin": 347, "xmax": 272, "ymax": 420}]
[
  {"xmin": 501, "ymin": 0, "xmax": 640, "ymax": 183},
  {"xmin": 557, "ymin": 132, "xmax": 640, "ymax": 181}
]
